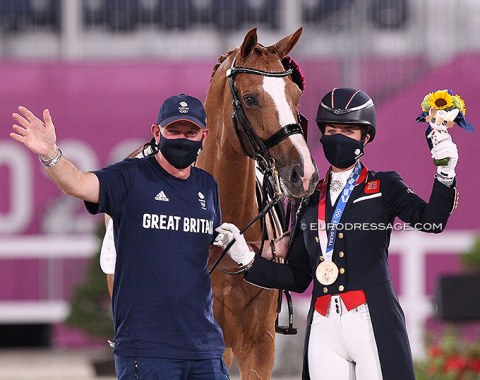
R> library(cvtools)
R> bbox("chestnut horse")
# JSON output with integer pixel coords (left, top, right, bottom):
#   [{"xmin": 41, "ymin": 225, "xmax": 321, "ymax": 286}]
[{"xmin": 197, "ymin": 28, "xmax": 319, "ymax": 379}]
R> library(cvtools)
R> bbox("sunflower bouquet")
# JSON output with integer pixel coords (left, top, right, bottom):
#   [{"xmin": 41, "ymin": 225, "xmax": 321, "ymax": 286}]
[
  {"xmin": 422, "ymin": 90, "xmax": 466, "ymax": 115},
  {"xmin": 416, "ymin": 89, "xmax": 473, "ymax": 165},
  {"xmin": 417, "ymin": 89, "xmax": 472, "ymax": 131}
]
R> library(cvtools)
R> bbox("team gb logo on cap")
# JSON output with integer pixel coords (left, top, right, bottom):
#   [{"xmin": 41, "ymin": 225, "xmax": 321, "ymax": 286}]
[{"xmin": 178, "ymin": 101, "xmax": 189, "ymax": 113}]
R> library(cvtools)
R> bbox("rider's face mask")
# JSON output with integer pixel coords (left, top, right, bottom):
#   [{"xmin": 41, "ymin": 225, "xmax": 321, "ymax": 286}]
[
  {"xmin": 158, "ymin": 135, "xmax": 203, "ymax": 169},
  {"xmin": 320, "ymin": 133, "xmax": 365, "ymax": 169}
]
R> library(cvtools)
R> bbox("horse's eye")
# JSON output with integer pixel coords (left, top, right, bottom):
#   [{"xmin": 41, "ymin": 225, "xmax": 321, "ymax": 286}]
[
  {"xmin": 442, "ymin": 120, "xmax": 448, "ymax": 126},
  {"xmin": 243, "ymin": 96, "xmax": 257, "ymax": 107},
  {"xmin": 431, "ymin": 117, "xmax": 436, "ymax": 123}
]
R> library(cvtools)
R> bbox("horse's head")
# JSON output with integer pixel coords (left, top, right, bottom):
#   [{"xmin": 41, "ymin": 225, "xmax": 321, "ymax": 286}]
[{"xmin": 209, "ymin": 28, "xmax": 319, "ymax": 198}]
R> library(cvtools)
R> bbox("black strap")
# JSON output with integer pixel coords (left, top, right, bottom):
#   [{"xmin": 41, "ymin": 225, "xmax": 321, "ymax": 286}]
[
  {"xmin": 275, "ymin": 289, "xmax": 298, "ymax": 335},
  {"xmin": 285, "ymin": 198, "xmax": 309, "ymax": 260},
  {"xmin": 263, "ymin": 123, "xmax": 303, "ymax": 150},
  {"xmin": 284, "ymin": 199, "xmax": 292, "ymax": 232},
  {"xmin": 226, "ymin": 60, "xmax": 293, "ymax": 79},
  {"xmin": 229, "ymin": 77, "xmax": 272, "ymax": 163},
  {"xmin": 209, "ymin": 193, "xmax": 281, "ymax": 276},
  {"xmin": 274, "ymin": 198, "xmax": 309, "ymax": 335},
  {"xmin": 227, "ymin": 57, "xmax": 304, "ymax": 163}
]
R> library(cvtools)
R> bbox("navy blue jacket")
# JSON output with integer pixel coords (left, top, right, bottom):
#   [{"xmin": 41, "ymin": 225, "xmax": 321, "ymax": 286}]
[{"xmin": 246, "ymin": 168, "xmax": 457, "ymax": 380}]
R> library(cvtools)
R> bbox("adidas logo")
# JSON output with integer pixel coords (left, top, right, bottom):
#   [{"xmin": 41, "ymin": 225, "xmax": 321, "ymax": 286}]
[{"xmin": 155, "ymin": 191, "xmax": 169, "ymax": 202}]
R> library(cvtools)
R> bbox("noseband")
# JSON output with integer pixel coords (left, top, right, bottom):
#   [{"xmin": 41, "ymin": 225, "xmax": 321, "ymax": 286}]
[{"xmin": 226, "ymin": 57, "xmax": 304, "ymax": 172}]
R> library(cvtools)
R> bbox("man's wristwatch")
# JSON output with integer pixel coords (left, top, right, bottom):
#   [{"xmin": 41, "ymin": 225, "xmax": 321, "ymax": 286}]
[{"xmin": 39, "ymin": 147, "xmax": 63, "ymax": 168}]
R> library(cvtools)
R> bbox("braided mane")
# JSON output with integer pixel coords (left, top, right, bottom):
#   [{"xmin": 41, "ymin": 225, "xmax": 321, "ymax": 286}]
[{"xmin": 210, "ymin": 48, "xmax": 238, "ymax": 81}]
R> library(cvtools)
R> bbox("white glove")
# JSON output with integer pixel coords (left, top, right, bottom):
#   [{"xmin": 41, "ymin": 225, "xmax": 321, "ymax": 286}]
[
  {"xmin": 214, "ymin": 222, "xmax": 255, "ymax": 266},
  {"xmin": 430, "ymin": 132, "xmax": 458, "ymax": 178}
]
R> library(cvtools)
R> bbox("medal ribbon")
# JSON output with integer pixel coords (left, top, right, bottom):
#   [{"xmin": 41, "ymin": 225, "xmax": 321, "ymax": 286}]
[{"xmin": 317, "ymin": 161, "xmax": 364, "ymax": 262}]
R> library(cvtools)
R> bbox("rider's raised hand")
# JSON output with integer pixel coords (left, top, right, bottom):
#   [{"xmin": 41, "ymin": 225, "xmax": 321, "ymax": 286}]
[
  {"xmin": 432, "ymin": 135, "xmax": 458, "ymax": 179},
  {"xmin": 10, "ymin": 106, "xmax": 57, "ymax": 160}
]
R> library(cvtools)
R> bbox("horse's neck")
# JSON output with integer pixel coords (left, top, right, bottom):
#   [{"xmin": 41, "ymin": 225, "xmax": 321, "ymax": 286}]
[
  {"xmin": 197, "ymin": 54, "xmax": 262, "ymax": 240},
  {"xmin": 198, "ymin": 128, "xmax": 260, "ymax": 241}
]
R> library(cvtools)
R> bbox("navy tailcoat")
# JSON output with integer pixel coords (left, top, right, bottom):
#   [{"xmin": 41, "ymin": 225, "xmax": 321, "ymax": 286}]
[{"xmin": 246, "ymin": 167, "xmax": 457, "ymax": 380}]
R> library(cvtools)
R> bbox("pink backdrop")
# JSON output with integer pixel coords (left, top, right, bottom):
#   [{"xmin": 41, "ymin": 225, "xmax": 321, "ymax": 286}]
[
  {"xmin": 1, "ymin": 56, "xmax": 478, "ymax": 233},
  {"xmin": 0, "ymin": 56, "xmax": 479, "ymax": 342}
]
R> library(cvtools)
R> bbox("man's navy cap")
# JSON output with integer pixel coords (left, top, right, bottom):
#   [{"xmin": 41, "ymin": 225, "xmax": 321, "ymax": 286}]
[{"xmin": 157, "ymin": 94, "xmax": 206, "ymax": 129}]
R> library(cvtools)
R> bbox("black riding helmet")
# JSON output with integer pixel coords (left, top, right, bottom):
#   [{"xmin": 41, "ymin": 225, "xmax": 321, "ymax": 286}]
[{"xmin": 316, "ymin": 88, "xmax": 376, "ymax": 142}]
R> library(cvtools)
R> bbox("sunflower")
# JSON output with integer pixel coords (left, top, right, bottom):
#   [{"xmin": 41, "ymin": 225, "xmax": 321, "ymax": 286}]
[
  {"xmin": 453, "ymin": 94, "xmax": 467, "ymax": 115},
  {"xmin": 421, "ymin": 90, "xmax": 455, "ymax": 112}
]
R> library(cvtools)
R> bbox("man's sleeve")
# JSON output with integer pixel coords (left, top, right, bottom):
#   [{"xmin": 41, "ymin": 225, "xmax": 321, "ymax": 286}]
[{"xmin": 84, "ymin": 159, "xmax": 137, "ymax": 219}]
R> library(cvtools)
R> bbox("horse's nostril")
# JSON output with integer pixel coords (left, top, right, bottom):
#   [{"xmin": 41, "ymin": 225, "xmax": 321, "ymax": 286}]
[{"xmin": 290, "ymin": 165, "xmax": 303, "ymax": 184}]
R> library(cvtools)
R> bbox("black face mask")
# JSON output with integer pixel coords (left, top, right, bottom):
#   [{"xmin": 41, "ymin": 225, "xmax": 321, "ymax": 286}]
[
  {"xmin": 320, "ymin": 133, "xmax": 365, "ymax": 169},
  {"xmin": 158, "ymin": 136, "xmax": 203, "ymax": 169}
]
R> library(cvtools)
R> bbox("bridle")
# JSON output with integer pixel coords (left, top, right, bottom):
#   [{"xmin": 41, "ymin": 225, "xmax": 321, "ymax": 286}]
[
  {"xmin": 209, "ymin": 56, "xmax": 305, "ymax": 274},
  {"xmin": 209, "ymin": 53, "xmax": 306, "ymax": 336},
  {"xmin": 226, "ymin": 56, "xmax": 304, "ymax": 192}
]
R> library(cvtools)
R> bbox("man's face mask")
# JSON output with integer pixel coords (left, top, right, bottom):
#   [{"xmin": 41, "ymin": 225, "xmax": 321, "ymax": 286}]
[
  {"xmin": 158, "ymin": 136, "xmax": 203, "ymax": 169},
  {"xmin": 320, "ymin": 133, "xmax": 365, "ymax": 169}
]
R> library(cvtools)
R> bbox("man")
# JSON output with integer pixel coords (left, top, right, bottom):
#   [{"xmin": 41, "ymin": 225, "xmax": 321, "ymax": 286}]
[
  {"xmin": 10, "ymin": 94, "xmax": 229, "ymax": 379},
  {"xmin": 214, "ymin": 88, "xmax": 459, "ymax": 379}
]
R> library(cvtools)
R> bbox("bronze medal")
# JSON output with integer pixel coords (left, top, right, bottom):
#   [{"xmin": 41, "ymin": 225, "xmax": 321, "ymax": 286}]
[{"xmin": 316, "ymin": 261, "xmax": 339, "ymax": 285}]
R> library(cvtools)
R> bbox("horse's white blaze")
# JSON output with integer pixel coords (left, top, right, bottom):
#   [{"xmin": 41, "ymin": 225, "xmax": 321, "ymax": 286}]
[
  {"xmin": 262, "ymin": 76, "xmax": 296, "ymax": 127},
  {"xmin": 262, "ymin": 77, "xmax": 316, "ymax": 192},
  {"xmin": 289, "ymin": 134, "xmax": 317, "ymax": 191}
]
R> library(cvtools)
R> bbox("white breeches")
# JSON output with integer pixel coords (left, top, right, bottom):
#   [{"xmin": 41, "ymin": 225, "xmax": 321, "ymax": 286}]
[{"xmin": 308, "ymin": 295, "xmax": 383, "ymax": 380}]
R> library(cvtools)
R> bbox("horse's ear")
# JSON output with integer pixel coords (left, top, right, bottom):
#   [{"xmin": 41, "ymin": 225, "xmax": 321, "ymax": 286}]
[
  {"xmin": 239, "ymin": 28, "xmax": 258, "ymax": 60},
  {"xmin": 271, "ymin": 27, "xmax": 303, "ymax": 58}
]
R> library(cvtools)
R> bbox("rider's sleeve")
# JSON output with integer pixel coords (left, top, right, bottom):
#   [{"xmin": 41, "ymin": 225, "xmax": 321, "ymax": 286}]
[{"xmin": 245, "ymin": 223, "xmax": 312, "ymax": 293}]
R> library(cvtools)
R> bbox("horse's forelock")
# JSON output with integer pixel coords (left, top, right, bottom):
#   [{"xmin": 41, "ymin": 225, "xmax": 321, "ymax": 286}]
[{"xmin": 241, "ymin": 46, "xmax": 285, "ymax": 72}]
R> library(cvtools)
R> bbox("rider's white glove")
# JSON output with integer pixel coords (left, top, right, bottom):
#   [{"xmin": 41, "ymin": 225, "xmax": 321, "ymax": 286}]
[
  {"xmin": 214, "ymin": 223, "xmax": 255, "ymax": 266},
  {"xmin": 431, "ymin": 132, "xmax": 458, "ymax": 179}
]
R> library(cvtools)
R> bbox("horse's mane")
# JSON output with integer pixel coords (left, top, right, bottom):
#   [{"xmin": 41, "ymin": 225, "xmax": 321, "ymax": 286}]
[{"xmin": 210, "ymin": 48, "xmax": 238, "ymax": 80}]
